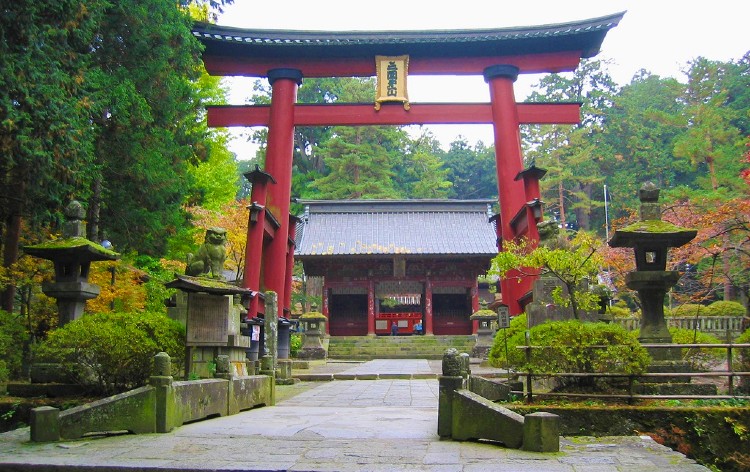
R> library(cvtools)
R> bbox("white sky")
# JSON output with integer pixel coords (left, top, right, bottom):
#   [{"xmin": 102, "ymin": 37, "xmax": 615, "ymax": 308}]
[{"xmin": 215, "ymin": 0, "xmax": 749, "ymax": 158}]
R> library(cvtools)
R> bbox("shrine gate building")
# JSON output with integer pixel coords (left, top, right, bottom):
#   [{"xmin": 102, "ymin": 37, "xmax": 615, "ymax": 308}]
[{"xmin": 295, "ymin": 200, "xmax": 498, "ymax": 336}]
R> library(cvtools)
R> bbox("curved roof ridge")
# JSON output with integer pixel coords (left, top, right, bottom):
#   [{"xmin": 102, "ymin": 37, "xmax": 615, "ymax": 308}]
[
  {"xmin": 193, "ymin": 11, "xmax": 625, "ymax": 42},
  {"xmin": 192, "ymin": 12, "xmax": 624, "ymax": 60}
]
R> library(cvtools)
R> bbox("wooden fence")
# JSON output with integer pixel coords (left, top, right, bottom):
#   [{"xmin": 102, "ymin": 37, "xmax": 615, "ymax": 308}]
[{"xmin": 513, "ymin": 343, "xmax": 750, "ymax": 403}]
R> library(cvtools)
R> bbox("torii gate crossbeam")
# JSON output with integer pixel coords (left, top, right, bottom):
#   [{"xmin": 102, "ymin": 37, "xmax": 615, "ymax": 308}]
[{"xmin": 207, "ymin": 103, "xmax": 581, "ymax": 128}]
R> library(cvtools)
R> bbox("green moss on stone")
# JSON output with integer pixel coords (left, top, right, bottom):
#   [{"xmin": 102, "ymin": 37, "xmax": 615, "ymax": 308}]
[
  {"xmin": 299, "ymin": 312, "xmax": 327, "ymax": 320},
  {"xmin": 617, "ymin": 219, "xmax": 695, "ymax": 234},
  {"xmin": 25, "ymin": 237, "xmax": 119, "ymax": 258}
]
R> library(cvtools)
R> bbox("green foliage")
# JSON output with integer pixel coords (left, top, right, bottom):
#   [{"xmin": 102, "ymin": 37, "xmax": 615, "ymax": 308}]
[
  {"xmin": 489, "ymin": 231, "xmax": 604, "ymax": 319},
  {"xmin": 488, "ymin": 313, "xmax": 528, "ymax": 367},
  {"xmin": 736, "ymin": 328, "xmax": 750, "ymax": 394},
  {"xmin": 290, "ymin": 333, "xmax": 302, "ymax": 358},
  {"xmin": 670, "ymin": 304, "xmax": 709, "ymax": 318},
  {"xmin": 35, "ymin": 311, "xmax": 185, "ymax": 394},
  {"xmin": 441, "ymin": 138, "xmax": 497, "ymax": 199},
  {"xmin": 705, "ymin": 301, "xmax": 747, "ymax": 317},
  {"xmin": 607, "ymin": 305, "xmax": 633, "ymax": 318},
  {"xmin": 490, "ymin": 319, "xmax": 651, "ymax": 390},
  {"xmin": 0, "ymin": 310, "xmax": 28, "ymax": 382},
  {"xmin": 668, "ymin": 327, "xmax": 724, "ymax": 369}
]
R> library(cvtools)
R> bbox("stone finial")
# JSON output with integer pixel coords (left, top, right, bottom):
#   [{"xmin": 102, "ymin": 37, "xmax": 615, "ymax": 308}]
[
  {"xmin": 639, "ymin": 182, "xmax": 660, "ymax": 202},
  {"xmin": 63, "ymin": 200, "xmax": 86, "ymax": 238},
  {"xmin": 442, "ymin": 348, "xmax": 462, "ymax": 376},
  {"xmin": 459, "ymin": 352, "xmax": 471, "ymax": 378},
  {"xmin": 153, "ymin": 352, "xmax": 171, "ymax": 376},
  {"xmin": 639, "ymin": 182, "xmax": 662, "ymax": 221}
]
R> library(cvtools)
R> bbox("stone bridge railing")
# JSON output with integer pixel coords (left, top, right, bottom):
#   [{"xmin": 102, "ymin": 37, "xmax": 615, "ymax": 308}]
[
  {"xmin": 30, "ymin": 352, "xmax": 273, "ymax": 442},
  {"xmin": 615, "ymin": 316, "xmax": 745, "ymax": 339},
  {"xmin": 437, "ymin": 348, "xmax": 560, "ymax": 452}
]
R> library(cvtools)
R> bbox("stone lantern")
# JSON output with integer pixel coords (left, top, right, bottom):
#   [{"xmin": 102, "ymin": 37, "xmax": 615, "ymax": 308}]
[
  {"xmin": 470, "ymin": 301, "xmax": 497, "ymax": 359},
  {"xmin": 297, "ymin": 309, "xmax": 327, "ymax": 360},
  {"xmin": 24, "ymin": 201, "xmax": 119, "ymax": 326},
  {"xmin": 608, "ymin": 182, "xmax": 697, "ymax": 360}
]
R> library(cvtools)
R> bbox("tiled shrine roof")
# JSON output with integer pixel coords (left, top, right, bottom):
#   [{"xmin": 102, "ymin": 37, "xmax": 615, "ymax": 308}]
[{"xmin": 295, "ymin": 200, "xmax": 498, "ymax": 257}]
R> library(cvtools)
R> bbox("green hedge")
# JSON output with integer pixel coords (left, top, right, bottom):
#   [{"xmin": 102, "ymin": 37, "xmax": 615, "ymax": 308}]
[{"xmin": 35, "ymin": 311, "xmax": 185, "ymax": 394}]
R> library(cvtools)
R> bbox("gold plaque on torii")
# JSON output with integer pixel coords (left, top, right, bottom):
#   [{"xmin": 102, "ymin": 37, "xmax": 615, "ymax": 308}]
[{"xmin": 375, "ymin": 55, "xmax": 410, "ymax": 111}]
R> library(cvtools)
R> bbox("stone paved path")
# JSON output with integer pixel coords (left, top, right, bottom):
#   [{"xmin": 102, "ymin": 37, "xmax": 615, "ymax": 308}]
[{"xmin": 0, "ymin": 359, "xmax": 710, "ymax": 471}]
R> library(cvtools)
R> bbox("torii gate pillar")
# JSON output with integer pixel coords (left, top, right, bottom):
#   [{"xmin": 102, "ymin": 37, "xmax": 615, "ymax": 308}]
[
  {"xmin": 262, "ymin": 68, "xmax": 302, "ymax": 318},
  {"xmin": 485, "ymin": 65, "xmax": 534, "ymax": 315}
]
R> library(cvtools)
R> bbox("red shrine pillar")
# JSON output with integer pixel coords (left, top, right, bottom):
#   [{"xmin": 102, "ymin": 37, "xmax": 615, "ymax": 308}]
[
  {"xmin": 515, "ymin": 165, "xmax": 547, "ymax": 246},
  {"xmin": 484, "ymin": 65, "xmax": 534, "ymax": 315},
  {"xmin": 367, "ymin": 280, "xmax": 375, "ymax": 336},
  {"xmin": 242, "ymin": 166, "xmax": 276, "ymax": 317},
  {"xmin": 424, "ymin": 278, "xmax": 434, "ymax": 335},
  {"xmin": 322, "ymin": 284, "xmax": 330, "ymax": 335},
  {"xmin": 283, "ymin": 215, "xmax": 299, "ymax": 318},
  {"xmin": 262, "ymin": 68, "xmax": 302, "ymax": 319}
]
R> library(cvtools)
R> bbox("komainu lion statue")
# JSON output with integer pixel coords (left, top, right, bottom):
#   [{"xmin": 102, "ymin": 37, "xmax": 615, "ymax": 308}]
[{"xmin": 186, "ymin": 227, "xmax": 228, "ymax": 279}]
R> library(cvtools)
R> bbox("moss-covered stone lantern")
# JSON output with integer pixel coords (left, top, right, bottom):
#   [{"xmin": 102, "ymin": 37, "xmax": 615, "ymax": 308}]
[
  {"xmin": 470, "ymin": 301, "xmax": 497, "ymax": 359},
  {"xmin": 298, "ymin": 309, "xmax": 327, "ymax": 360},
  {"xmin": 608, "ymin": 182, "xmax": 697, "ymax": 360},
  {"xmin": 23, "ymin": 201, "xmax": 119, "ymax": 326}
]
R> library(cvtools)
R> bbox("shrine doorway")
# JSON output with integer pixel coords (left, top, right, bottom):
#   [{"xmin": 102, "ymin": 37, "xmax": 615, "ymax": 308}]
[
  {"xmin": 432, "ymin": 294, "xmax": 473, "ymax": 335},
  {"xmin": 329, "ymin": 294, "xmax": 368, "ymax": 336}
]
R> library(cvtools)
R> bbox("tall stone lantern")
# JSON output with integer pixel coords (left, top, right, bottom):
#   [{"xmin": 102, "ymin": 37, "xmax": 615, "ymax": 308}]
[
  {"xmin": 24, "ymin": 201, "xmax": 119, "ymax": 326},
  {"xmin": 608, "ymin": 183, "xmax": 696, "ymax": 360}
]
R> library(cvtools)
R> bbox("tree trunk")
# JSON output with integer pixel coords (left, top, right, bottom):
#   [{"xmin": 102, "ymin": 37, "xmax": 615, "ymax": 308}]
[
  {"xmin": 707, "ymin": 157, "xmax": 718, "ymax": 191},
  {"xmin": 1, "ymin": 177, "xmax": 25, "ymax": 313},
  {"xmin": 87, "ymin": 177, "xmax": 102, "ymax": 242},
  {"xmin": 575, "ymin": 183, "xmax": 592, "ymax": 231},
  {"xmin": 558, "ymin": 180, "xmax": 566, "ymax": 230}
]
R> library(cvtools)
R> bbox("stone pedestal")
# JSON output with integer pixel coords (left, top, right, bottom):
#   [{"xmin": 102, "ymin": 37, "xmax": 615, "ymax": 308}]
[
  {"xmin": 165, "ymin": 275, "xmax": 254, "ymax": 379},
  {"xmin": 626, "ymin": 271, "xmax": 681, "ymax": 360},
  {"xmin": 526, "ymin": 275, "xmax": 600, "ymax": 328}
]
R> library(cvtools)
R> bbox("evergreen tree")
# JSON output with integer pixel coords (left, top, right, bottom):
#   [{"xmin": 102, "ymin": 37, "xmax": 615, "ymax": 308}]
[{"xmin": 441, "ymin": 138, "xmax": 497, "ymax": 199}]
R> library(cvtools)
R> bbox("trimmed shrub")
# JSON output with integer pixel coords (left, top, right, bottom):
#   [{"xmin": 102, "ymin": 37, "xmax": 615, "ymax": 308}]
[
  {"xmin": 0, "ymin": 310, "xmax": 28, "ymax": 382},
  {"xmin": 35, "ymin": 311, "xmax": 185, "ymax": 394},
  {"xmin": 489, "ymin": 318, "xmax": 651, "ymax": 390},
  {"xmin": 705, "ymin": 300, "xmax": 746, "ymax": 317},
  {"xmin": 670, "ymin": 303, "xmax": 708, "ymax": 318}
]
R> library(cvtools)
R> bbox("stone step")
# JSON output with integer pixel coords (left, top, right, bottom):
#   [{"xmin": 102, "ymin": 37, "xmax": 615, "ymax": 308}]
[{"xmin": 326, "ymin": 335, "xmax": 476, "ymax": 360}]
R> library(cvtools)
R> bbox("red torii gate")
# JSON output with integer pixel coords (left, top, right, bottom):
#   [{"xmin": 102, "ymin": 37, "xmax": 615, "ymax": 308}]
[{"xmin": 193, "ymin": 12, "xmax": 624, "ymax": 318}]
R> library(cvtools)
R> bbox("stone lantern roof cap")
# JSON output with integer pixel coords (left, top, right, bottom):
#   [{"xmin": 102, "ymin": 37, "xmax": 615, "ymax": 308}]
[
  {"xmin": 165, "ymin": 274, "xmax": 256, "ymax": 296},
  {"xmin": 470, "ymin": 309, "xmax": 497, "ymax": 320},
  {"xmin": 24, "ymin": 237, "xmax": 119, "ymax": 262},
  {"xmin": 608, "ymin": 220, "xmax": 697, "ymax": 248}
]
